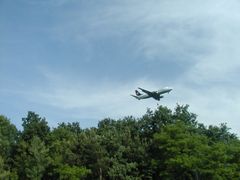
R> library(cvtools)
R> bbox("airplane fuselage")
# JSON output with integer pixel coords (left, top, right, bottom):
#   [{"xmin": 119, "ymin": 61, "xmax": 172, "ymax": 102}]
[{"xmin": 157, "ymin": 87, "xmax": 172, "ymax": 94}]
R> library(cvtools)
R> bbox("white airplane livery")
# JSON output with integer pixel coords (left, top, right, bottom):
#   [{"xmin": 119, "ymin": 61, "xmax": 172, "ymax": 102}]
[{"xmin": 131, "ymin": 87, "xmax": 173, "ymax": 101}]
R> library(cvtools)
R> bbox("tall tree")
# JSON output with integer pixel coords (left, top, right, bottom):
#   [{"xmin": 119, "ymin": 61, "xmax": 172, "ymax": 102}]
[
  {"xmin": 14, "ymin": 136, "xmax": 50, "ymax": 179},
  {"xmin": 0, "ymin": 156, "xmax": 10, "ymax": 179},
  {"xmin": 0, "ymin": 115, "xmax": 18, "ymax": 159},
  {"xmin": 0, "ymin": 115, "xmax": 18, "ymax": 177},
  {"xmin": 21, "ymin": 111, "xmax": 50, "ymax": 142},
  {"xmin": 152, "ymin": 121, "xmax": 208, "ymax": 179},
  {"xmin": 1, "ymin": 105, "xmax": 240, "ymax": 179}
]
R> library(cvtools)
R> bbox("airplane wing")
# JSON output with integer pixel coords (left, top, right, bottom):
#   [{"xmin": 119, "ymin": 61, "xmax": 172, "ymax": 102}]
[
  {"xmin": 131, "ymin": 94, "xmax": 140, "ymax": 100},
  {"xmin": 138, "ymin": 87, "xmax": 156, "ymax": 96},
  {"xmin": 138, "ymin": 87, "xmax": 161, "ymax": 100}
]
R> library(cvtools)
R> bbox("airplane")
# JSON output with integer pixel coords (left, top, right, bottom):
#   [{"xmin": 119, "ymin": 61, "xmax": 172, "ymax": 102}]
[{"xmin": 131, "ymin": 87, "xmax": 173, "ymax": 101}]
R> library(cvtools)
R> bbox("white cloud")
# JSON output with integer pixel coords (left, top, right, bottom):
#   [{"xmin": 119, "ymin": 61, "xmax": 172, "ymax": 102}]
[
  {"xmin": 49, "ymin": 0, "xmax": 240, "ymax": 82},
  {"xmin": 27, "ymin": 71, "xmax": 163, "ymax": 119},
  {"xmin": 7, "ymin": 65, "xmax": 237, "ymax": 135},
  {"xmin": 36, "ymin": 0, "xmax": 240, "ymax": 134},
  {"xmin": 4, "ymin": 0, "xmax": 240, "ymax": 135},
  {"xmin": 186, "ymin": 87, "xmax": 240, "ymax": 135}
]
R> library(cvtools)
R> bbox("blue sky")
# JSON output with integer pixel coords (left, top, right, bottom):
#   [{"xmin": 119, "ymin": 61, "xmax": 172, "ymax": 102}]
[{"xmin": 1, "ymin": 0, "xmax": 240, "ymax": 134}]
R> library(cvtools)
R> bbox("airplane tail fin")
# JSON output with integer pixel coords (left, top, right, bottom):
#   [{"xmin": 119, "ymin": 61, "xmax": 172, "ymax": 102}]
[
  {"xmin": 131, "ymin": 95, "xmax": 140, "ymax": 100},
  {"xmin": 135, "ymin": 90, "xmax": 142, "ymax": 96}
]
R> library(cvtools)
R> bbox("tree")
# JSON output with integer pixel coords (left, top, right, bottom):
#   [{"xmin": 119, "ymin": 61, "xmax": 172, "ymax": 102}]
[
  {"xmin": 14, "ymin": 136, "xmax": 50, "ymax": 179},
  {"xmin": 138, "ymin": 106, "xmax": 172, "ymax": 140},
  {"xmin": 0, "ymin": 156, "xmax": 10, "ymax": 179},
  {"xmin": 45, "ymin": 122, "xmax": 81, "ymax": 179},
  {"xmin": 1, "ymin": 105, "xmax": 240, "ymax": 179},
  {"xmin": 173, "ymin": 104, "xmax": 197, "ymax": 126},
  {"xmin": 0, "ymin": 115, "xmax": 18, "ymax": 159},
  {"xmin": 44, "ymin": 122, "xmax": 93, "ymax": 179},
  {"xmin": 72, "ymin": 129, "xmax": 107, "ymax": 179},
  {"xmin": 0, "ymin": 115, "xmax": 18, "ymax": 178},
  {"xmin": 202, "ymin": 123, "xmax": 237, "ymax": 143},
  {"xmin": 58, "ymin": 165, "xmax": 90, "ymax": 180},
  {"xmin": 21, "ymin": 111, "xmax": 50, "ymax": 142},
  {"xmin": 152, "ymin": 121, "xmax": 208, "ymax": 179},
  {"xmin": 98, "ymin": 117, "xmax": 147, "ymax": 179}
]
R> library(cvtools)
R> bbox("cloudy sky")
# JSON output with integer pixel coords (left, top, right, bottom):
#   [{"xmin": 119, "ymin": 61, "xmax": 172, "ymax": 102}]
[{"xmin": 1, "ymin": 0, "xmax": 240, "ymax": 134}]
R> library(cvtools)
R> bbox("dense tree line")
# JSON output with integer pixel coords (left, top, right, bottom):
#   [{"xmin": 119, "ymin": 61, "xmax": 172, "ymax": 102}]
[{"xmin": 0, "ymin": 105, "xmax": 240, "ymax": 179}]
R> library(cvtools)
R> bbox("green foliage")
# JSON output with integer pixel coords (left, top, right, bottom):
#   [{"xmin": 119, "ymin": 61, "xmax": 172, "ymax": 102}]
[
  {"xmin": 0, "ymin": 115, "xmax": 18, "ymax": 158},
  {"xmin": 202, "ymin": 123, "xmax": 237, "ymax": 143},
  {"xmin": 58, "ymin": 165, "xmax": 91, "ymax": 180},
  {"xmin": 72, "ymin": 129, "xmax": 107, "ymax": 179},
  {"xmin": 45, "ymin": 122, "xmax": 83, "ymax": 179},
  {"xmin": 0, "ymin": 115, "xmax": 18, "ymax": 179},
  {"xmin": 108, "ymin": 160, "xmax": 139, "ymax": 180},
  {"xmin": 173, "ymin": 104, "xmax": 197, "ymax": 125},
  {"xmin": 152, "ymin": 121, "xmax": 208, "ymax": 179},
  {"xmin": 15, "ymin": 136, "xmax": 50, "ymax": 179},
  {"xmin": 0, "ymin": 156, "xmax": 10, "ymax": 179},
  {"xmin": 1, "ymin": 104, "xmax": 240, "ymax": 179},
  {"xmin": 21, "ymin": 111, "xmax": 50, "ymax": 142},
  {"xmin": 139, "ymin": 106, "xmax": 173, "ymax": 139}
]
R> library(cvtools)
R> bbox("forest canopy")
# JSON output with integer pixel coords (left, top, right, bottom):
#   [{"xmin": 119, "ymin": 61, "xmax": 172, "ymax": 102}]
[{"xmin": 0, "ymin": 105, "xmax": 239, "ymax": 179}]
